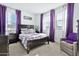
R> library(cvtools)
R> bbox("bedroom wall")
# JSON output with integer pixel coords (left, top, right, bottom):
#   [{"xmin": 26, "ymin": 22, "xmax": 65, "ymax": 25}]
[
  {"xmin": 21, "ymin": 11, "xmax": 35, "ymax": 25},
  {"xmin": 34, "ymin": 14, "xmax": 40, "ymax": 31},
  {"xmin": 73, "ymin": 3, "xmax": 79, "ymax": 33}
]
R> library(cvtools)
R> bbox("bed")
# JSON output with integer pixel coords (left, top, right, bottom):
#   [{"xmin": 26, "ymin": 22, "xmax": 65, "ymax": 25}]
[{"xmin": 19, "ymin": 25, "xmax": 49, "ymax": 54}]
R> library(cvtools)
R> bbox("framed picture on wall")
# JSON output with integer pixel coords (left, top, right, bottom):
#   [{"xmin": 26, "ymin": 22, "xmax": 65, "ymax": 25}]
[{"xmin": 23, "ymin": 16, "xmax": 32, "ymax": 20}]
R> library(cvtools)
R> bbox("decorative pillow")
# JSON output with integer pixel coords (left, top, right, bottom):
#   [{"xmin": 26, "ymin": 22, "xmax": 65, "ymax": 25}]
[
  {"xmin": 28, "ymin": 29, "xmax": 35, "ymax": 33},
  {"xmin": 67, "ymin": 33, "xmax": 77, "ymax": 41},
  {"xmin": 21, "ymin": 28, "xmax": 28, "ymax": 34},
  {"xmin": 21, "ymin": 30, "xmax": 25, "ymax": 34},
  {"xmin": 21, "ymin": 28, "xmax": 26, "ymax": 31}
]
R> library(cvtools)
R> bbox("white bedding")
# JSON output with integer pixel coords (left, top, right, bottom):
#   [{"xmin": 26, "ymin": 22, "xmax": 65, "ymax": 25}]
[{"xmin": 19, "ymin": 33, "xmax": 48, "ymax": 49}]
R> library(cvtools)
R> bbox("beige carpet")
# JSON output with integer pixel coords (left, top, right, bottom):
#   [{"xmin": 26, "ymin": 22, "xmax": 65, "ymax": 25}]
[{"xmin": 9, "ymin": 42, "xmax": 68, "ymax": 56}]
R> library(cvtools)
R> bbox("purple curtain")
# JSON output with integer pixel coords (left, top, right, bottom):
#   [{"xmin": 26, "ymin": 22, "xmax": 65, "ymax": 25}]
[
  {"xmin": 0, "ymin": 5, "xmax": 6, "ymax": 35},
  {"xmin": 40, "ymin": 14, "xmax": 43, "ymax": 33},
  {"xmin": 66, "ymin": 3, "xmax": 74, "ymax": 37},
  {"xmin": 49, "ymin": 9, "xmax": 55, "ymax": 42},
  {"xmin": 16, "ymin": 10, "xmax": 21, "ymax": 34}
]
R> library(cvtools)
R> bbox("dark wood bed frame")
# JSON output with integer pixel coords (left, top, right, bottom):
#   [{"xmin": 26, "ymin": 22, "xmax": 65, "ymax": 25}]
[{"xmin": 19, "ymin": 25, "xmax": 49, "ymax": 54}]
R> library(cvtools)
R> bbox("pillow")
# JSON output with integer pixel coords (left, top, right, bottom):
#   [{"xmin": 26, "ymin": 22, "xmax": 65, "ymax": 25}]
[
  {"xmin": 28, "ymin": 29, "xmax": 35, "ymax": 33},
  {"xmin": 21, "ymin": 28, "xmax": 28, "ymax": 34},
  {"xmin": 21, "ymin": 28, "xmax": 26, "ymax": 31},
  {"xmin": 67, "ymin": 33, "xmax": 77, "ymax": 41},
  {"xmin": 21, "ymin": 30, "xmax": 25, "ymax": 34}
]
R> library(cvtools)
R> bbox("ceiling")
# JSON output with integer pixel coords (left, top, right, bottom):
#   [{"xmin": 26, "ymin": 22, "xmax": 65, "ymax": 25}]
[{"xmin": 2, "ymin": 3, "xmax": 65, "ymax": 14}]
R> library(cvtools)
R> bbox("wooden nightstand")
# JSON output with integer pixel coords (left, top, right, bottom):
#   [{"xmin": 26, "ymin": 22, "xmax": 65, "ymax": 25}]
[{"xmin": 8, "ymin": 33, "xmax": 18, "ymax": 44}]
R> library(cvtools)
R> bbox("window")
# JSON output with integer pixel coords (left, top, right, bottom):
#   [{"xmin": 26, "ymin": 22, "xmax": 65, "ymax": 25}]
[
  {"xmin": 55, "ymin": 4, "xmax": 67, "ymax": 40},
  {"xmin": 43, "ymin": 12, "xmax": 50, "ymax": 36},
  {"xmin": 56, "ymin": 5, "xmax": 67, "ymax": 31},
  {"xmin": 56, "ymin": 12, "xmax": 63, "ymax": 30},
  {"xmin": 6, "ymin": 8, "xmax": 16, "ymax": 35}
]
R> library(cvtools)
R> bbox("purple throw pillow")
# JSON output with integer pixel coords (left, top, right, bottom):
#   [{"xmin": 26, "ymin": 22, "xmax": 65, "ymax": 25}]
[{"xmin": 67, "ymin": 33, "xmax": 77, "ymax": 41}]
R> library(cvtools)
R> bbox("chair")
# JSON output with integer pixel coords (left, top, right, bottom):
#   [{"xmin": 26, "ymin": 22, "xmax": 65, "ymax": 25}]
[{"xmin": 60, "ymin": 33, "xmax": 77, "ymax": 56}]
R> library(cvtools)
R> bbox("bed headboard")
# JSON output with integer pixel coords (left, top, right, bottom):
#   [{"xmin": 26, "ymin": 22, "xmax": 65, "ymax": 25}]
[{"xmin": 19, "ymin": 25, "xmax": 34, "ymax": 29}]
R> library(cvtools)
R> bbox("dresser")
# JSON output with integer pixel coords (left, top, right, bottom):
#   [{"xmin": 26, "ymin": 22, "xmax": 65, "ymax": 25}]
[{"xmin": 0, "ymin": 35, "xmax": 9, "ymax": 56}]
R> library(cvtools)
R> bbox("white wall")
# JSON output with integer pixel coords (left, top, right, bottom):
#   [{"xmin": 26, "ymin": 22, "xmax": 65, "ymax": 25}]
[
  {"xmin": 73, "ymin": 3, "xmax": 79, "ymax": 33},
  {"xmin": 21, "ymin": 11, "xmax": 35, "ymax": 25},
  {"xmin": 34, "ymin": 14, "xmax": 40, "ymax": 31}
]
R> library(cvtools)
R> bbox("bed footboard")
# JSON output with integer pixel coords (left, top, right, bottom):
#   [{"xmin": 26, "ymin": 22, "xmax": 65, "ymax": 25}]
[{"xmin": 26, "ymin": 36, "xmax": 49, "ymax": 54}]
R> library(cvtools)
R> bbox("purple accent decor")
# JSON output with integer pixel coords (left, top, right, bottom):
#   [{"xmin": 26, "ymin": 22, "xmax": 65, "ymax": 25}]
[
  {"xmin": 0, "ymin": 5, "xmax": 6, "ymax": 35},
  {"xmin": 40, "ymin": 14, "xmax": 43, "ymax": 33},
  {"xmin": 65, "ymin": 33, "xmax": 77, "ymax": 44},
  {"xmin": 16, "ymin": 10, "xmax": 21, "ymax": 33},
  {"xmin": 67, "ymin": 33, "xmax": 77, "ymax": 42},
  {"xmin": 49, "ymin": 9, "xmax": 55, "ymax": 42},
  {"xmin": 66, "ymin": 3, "xmax": 74, "ymax": 37}
]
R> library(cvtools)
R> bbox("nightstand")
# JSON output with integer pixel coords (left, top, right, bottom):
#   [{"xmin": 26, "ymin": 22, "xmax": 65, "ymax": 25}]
[{"xmin": 8, "ymin": 33, "xmax": 18, "ymax": 44}]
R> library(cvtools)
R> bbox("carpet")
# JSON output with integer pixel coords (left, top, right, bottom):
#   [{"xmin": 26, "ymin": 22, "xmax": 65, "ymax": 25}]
[{"xmin": 9, "ymin": 42, "xmax": 68, "ymax": 56}]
